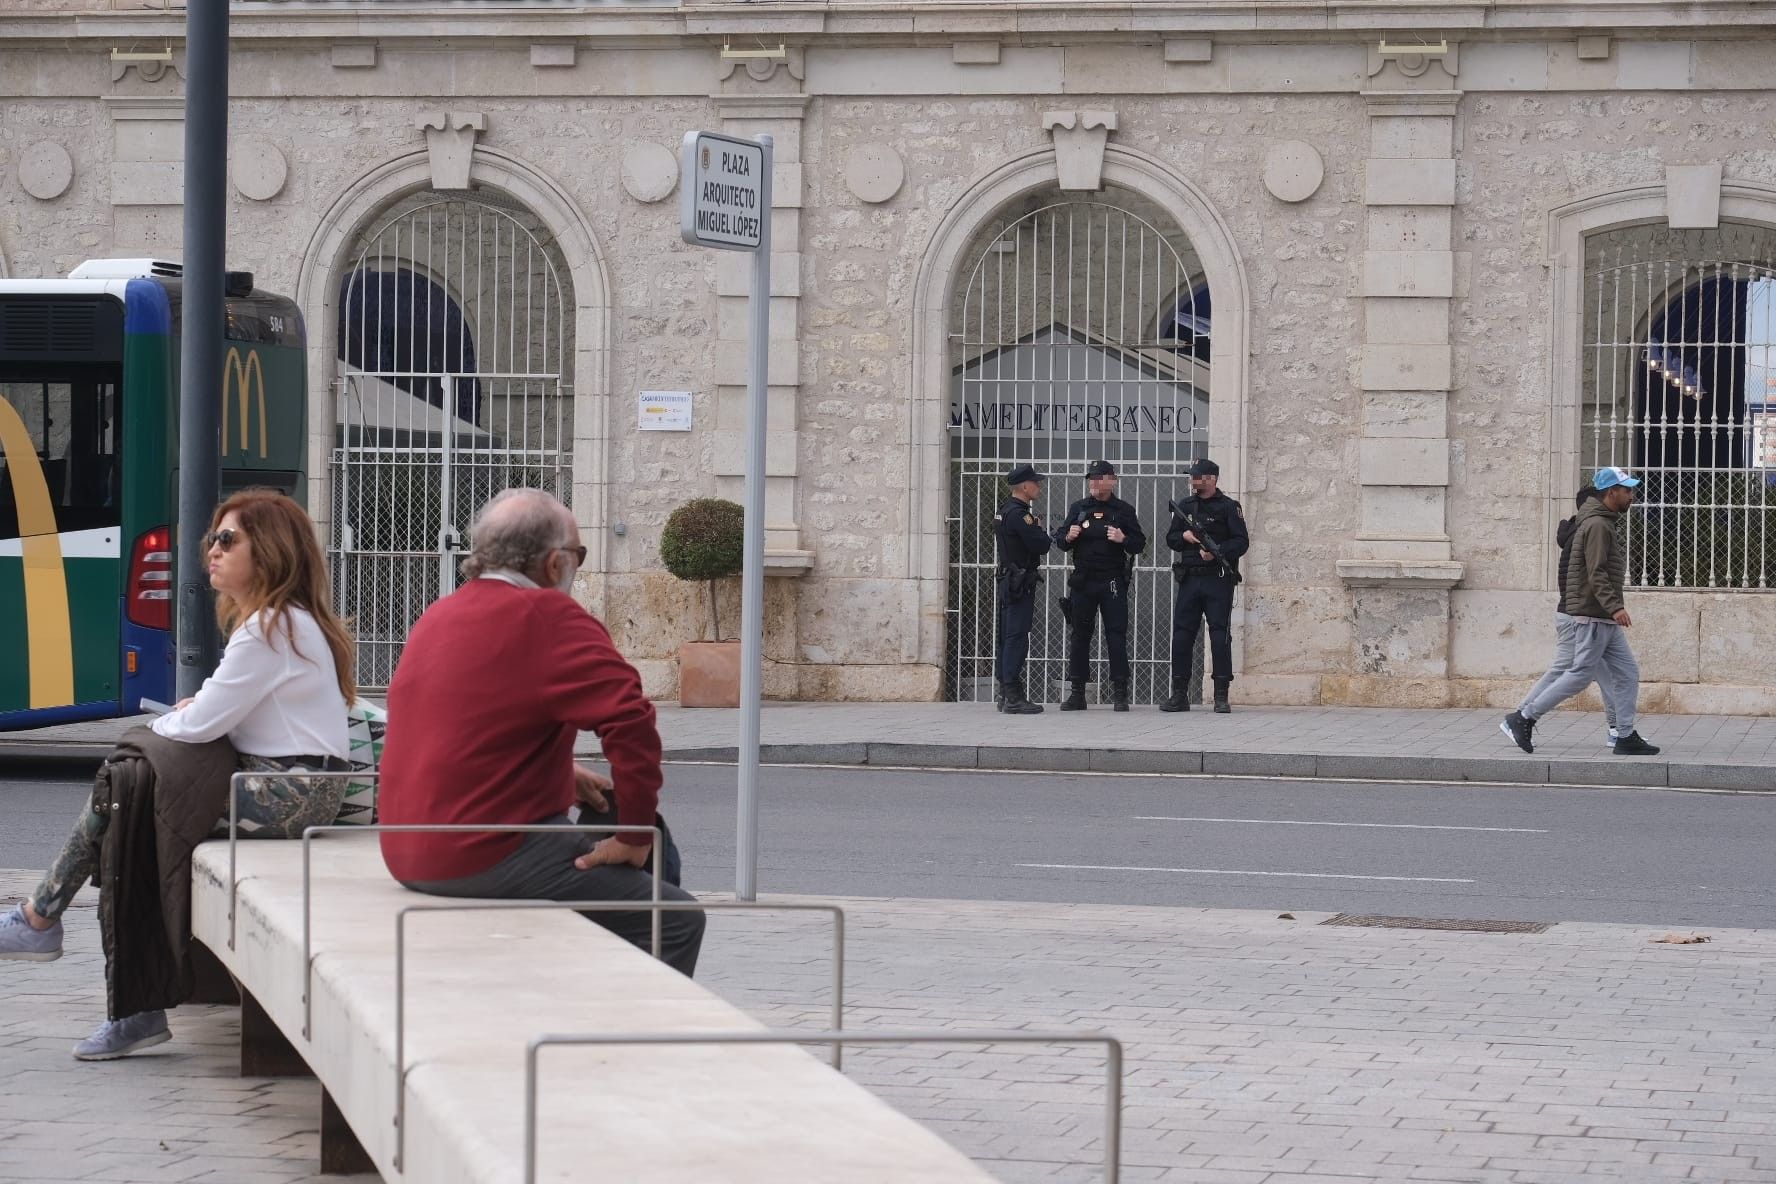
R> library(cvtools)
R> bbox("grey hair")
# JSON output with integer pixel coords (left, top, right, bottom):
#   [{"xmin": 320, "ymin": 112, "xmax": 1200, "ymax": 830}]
[{"xmin": 461, "ymin": 488, "xmax": 571, "ymax": 580}]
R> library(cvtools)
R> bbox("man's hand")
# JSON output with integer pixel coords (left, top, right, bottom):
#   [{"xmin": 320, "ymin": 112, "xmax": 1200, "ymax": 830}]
[
  {"xmin": 1199, "ymin": 549, "xmax": 1215, "ymax": 563},
  {"xmin": 1065, "ymin": 524, "xmax": 1083, "ymax": 542},
  {"xmin": 1613, "ymin": 609, "xmax": 1632, "ymax": 627},
  {"xmin": 1106, "ymin": 526, "xmax": 1126, "ymax": 544},
  {"xmin": 1181, "ymin": 529, "xmax": 1199, "ymax": 545},
  {"xmin": 575, "ymin": 836, "xmax": 651, "ymax": 870},
  {"xmin": 173, "ymin": 696, "xmax": 196, "ymax": 711},
  {"xmin": 572, "ymin": 765, "xmax": 613, "ymax": 813}
]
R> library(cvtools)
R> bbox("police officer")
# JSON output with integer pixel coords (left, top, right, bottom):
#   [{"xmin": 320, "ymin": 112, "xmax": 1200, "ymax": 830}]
[
  {"xmin": 994, "ymin": 463, "xmax": 1052, "ymax": 714},
  {"xmin": 1053, "ymin": 459, "xmax": 1147, "ymax": 712},
  {"xmin": 1162, "ymin": 457, "xmax": 1248, "ymax": 713}
]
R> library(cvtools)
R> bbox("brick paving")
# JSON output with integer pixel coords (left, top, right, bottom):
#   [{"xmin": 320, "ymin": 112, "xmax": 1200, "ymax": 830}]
[
  {"xmin": 694, "ymin": 894, "xmax": 1776, "ymax": 1184},
  {"xmin": 0, "ymin": 873, "xmax": 375, "ymax": 1184},
  {"xmin": 4, "ymin": 875, "xmax": 1773, "ymax": 1182}
]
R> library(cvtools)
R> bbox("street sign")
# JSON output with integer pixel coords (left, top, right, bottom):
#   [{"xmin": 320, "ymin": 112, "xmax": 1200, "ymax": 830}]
[
  {"xmin": 681, "ymin": 131, "xmax": 766, "ymax": 251},
  {"xmin": 679, "ymin": 129, "xmax": 774, "ymax": 902}
]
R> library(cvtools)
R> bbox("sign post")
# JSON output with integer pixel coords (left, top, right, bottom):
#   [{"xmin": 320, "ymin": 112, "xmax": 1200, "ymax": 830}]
[
  {"xmin": 681, "ymin": 129, "xmax": 771, "ymax": 901},
  {"xmin": 175, "ymin": 0, "xmax": 230, "ymax": 697}
]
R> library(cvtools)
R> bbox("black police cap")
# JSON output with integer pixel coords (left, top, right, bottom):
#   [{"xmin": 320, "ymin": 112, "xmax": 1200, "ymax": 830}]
[
  {"xmin": 1085, "ymin": 459, "xmax": 1118, "ymax": 478},
  {"xmin": 1189, "ymin": 457, "xmax": 1220, "ymax": 477},
  {"xmin": 1005, "ymin": 463, "xmax": 1046, "ymax": 486}
]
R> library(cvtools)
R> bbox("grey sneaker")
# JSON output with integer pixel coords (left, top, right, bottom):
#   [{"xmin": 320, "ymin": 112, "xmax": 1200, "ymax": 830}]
[
  {"xmin": 73, "ymin": 1010, "xmax": 171, "ymax": 1061},
  {"xmin": 0, "ymin": 903, "xmax": 62, "ymax": 962}
]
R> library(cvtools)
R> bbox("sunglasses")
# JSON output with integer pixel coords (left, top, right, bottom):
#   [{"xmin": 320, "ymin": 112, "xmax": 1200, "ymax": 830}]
[
  {"xmin": 557, "ymin": 544, "xmax": 588, "ymax": 569},
  {"xmin": 204, "ymin": 528, "xmax": 244, "ymax": 552}
]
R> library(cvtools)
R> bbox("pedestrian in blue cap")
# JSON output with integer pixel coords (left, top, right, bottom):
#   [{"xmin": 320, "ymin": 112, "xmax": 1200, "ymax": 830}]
[{"xmin": 1502, "ymin": 467, "xmax": 1659, "ymax": 756}]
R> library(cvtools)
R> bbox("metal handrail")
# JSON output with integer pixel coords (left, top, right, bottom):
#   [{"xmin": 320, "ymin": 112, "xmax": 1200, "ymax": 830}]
[
  {"xmin": 524, "ymin": 1029, "xmax": 1124, "ymax": 1184},
  {"xmin": 393, "ymin": 900, "xmax": 845, "ymax": 1171},
  {"xmin": 297, "ymin": 822, "xmax": 661, "ymax": 1037}
]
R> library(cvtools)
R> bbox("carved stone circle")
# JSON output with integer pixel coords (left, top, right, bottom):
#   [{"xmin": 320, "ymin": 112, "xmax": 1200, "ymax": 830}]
[
  {"xmin": 1263, "ymin": 140, "xmax": 1324, "ymax": 204},
  {"xmin": 845, "ymin": 143, "xmax": 905, "ymax": 204},
  {"xmin": 19, "ymin": 142, "xmax": 73, "ymax": 201},
  {"xmin": 231, "ymin": 137, "xmax": 289, "ymax": 202},
  {"xmin": 621, "ymin": 143, "xmax": 679, "ymax": 204}
]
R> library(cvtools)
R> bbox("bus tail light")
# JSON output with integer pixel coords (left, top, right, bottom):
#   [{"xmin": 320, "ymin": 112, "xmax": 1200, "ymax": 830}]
[{"xmin": 128, "ymin": 527, "xmax": 173, "ymax": 630}]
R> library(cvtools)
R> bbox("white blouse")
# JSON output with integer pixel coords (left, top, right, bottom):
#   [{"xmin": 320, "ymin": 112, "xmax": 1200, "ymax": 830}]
[{"xmin": 150, "ymin": 607, "xmax": 350, "ymax": 761}]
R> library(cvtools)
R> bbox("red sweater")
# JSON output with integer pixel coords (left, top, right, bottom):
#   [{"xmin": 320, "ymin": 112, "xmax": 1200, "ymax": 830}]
[{"xmin": 377, "ymin": 578, "xmax": 662, "ymax": 883}]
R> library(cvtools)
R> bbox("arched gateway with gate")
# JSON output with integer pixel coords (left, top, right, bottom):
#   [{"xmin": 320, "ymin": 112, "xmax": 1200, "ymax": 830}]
[
  {"xmin": 946, "ymin": 189, "xmax": 1213, "ymax": 707},
  {"xmin": 328, "ymin": 190, "xmax": 575, "ymax": 688}
]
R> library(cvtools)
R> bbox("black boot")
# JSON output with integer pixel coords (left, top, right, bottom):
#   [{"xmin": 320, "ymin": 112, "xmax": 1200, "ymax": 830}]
[
  {"xmin": 1001, "ymin": 682, "xmax": 1043, "ymax": 715},
  {"xmin": 1060, "ymin": 683, "xmax": 1087, "ymax": 711},
  {"xmin": 1111, "ymin": 681, "xmax": 1131, "ymax": 712},
  {"xmin": 1212, "ymin": 680, "xmax": 1231, "ymax": 714},
  {"xmin": 1159, "ymin": 684, "xmax": 1190, "ymax": 713}
]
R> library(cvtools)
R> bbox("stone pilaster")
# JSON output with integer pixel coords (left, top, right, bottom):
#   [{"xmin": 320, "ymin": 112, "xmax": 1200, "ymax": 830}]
[
  {"xmin": 713, "ymin": 54, "xmax": 814, "ymax": 577},
  {"xmin": 1337, "ymin": 47, "xmax": 1465, "ymax": 688}
]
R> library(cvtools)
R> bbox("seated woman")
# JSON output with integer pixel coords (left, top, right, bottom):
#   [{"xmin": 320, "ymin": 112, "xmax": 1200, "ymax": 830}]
[{"xmin": 0, "ymin": 489, "xmax": 356, "ymax": 1060}]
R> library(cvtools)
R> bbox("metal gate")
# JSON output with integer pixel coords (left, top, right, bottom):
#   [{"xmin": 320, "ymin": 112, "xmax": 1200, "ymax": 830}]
[
  {"xmin": 330, "ymin": 194, "xmax": 573, "ymax": 687},
  {"xmin": 1583, "ymin": 223, "xmax": 1776, "ymax": 589},
  {"xmin": 946, "ymin": 201, "xmax": 1211, "ymax": 705}
]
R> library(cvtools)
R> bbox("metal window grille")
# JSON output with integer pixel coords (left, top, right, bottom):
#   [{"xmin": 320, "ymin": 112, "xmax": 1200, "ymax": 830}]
[
  {"xmin": 1582, "ymin": 223, "xmax": 1776, "ymax": 589},
  {"xmin": 947, "ymin": 198, "xmax": 1211, "ymax": 705},
  {"xmin": 329, "ymin": 193, "xmax": 574, "ymax": 687}
]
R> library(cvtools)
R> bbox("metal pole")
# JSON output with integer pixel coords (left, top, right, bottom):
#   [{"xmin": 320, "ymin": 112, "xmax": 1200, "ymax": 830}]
[
  {"xmin": 175, "ymin": 0, "xmax": 230, "ymax": 697},
  {"xmin": 737, "ymin": 134, "xmax": 772, "ymax": 901}
]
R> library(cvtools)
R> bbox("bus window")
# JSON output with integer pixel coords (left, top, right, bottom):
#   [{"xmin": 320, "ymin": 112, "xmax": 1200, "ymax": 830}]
[{"xmin": 0, "ymin": 370, "xmax": 121, "ymax": 539}]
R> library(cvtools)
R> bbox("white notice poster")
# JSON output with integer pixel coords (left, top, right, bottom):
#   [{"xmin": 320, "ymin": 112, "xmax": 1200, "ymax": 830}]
[{"xmin": 638, "ymin": 391, "xmax": 693, "ymax": 431}]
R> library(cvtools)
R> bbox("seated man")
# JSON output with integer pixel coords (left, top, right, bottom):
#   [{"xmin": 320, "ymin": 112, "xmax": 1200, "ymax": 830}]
[{"xmin": 377, "ymin": 488, "xmax": 705, "ymax": 976}]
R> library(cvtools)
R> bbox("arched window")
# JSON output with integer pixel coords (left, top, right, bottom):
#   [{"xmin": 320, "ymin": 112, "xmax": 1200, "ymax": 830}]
[
  {"xmin": 337, "ymin": 266, "xmax": 480, "ymax": 424},
  {"xmin": 1583, "ymin": 225, "xmax": 1776, "ymax": 588}
]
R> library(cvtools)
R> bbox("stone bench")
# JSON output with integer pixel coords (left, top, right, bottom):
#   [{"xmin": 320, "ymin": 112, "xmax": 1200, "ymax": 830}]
[{"xmin": 189, "ymin": 833, "xmax": 1000, "ymax": 1182}]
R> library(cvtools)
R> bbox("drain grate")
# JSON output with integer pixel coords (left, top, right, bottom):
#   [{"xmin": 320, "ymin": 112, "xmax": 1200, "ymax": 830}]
[{"xmin": 1320, "ymin": 914, "xmax": 1552, "ymax": 934}]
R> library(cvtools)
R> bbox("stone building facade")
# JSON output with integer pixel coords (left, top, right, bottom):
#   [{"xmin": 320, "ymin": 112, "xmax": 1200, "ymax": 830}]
[{"xmin": 5, "ymin": 0, "xmax": 1776, "ymax": 710}]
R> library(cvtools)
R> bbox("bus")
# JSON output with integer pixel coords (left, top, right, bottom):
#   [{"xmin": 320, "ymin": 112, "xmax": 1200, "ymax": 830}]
[{"xmin": 0, "ymin": 259, "xmax": 306, "ymax": 730}]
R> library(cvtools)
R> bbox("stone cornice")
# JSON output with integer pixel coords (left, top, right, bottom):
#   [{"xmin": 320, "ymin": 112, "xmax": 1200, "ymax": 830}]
[{"xmin": 6, "ymin": 0, "xmax": 1776, "ymax": 45}]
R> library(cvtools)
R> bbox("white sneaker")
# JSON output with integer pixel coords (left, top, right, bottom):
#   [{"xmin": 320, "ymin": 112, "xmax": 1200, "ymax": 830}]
[{"xmin": 1606, "ymin": 725, "xmax": 1620, "ymax": 746}]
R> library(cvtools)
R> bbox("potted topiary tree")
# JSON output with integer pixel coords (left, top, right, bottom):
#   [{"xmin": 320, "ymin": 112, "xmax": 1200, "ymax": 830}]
[{"xmin": 659, "ymin": 497, "xmax": 745, "ymax": 707}]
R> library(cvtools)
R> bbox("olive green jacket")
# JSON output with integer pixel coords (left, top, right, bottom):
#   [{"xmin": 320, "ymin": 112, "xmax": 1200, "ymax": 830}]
[{"xmin": 1560, "ymin": 499, "xmax": 1627, "ymax": 620}]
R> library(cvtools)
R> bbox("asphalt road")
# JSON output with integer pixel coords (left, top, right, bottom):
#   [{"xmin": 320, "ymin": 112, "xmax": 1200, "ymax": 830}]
[{"xmin": 3, "ymin": 762, "xmax": 1771, "ymax": 928}]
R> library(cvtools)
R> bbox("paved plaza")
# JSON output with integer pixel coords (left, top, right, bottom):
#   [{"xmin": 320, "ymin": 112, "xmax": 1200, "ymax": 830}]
[{"xmin": 6, "ymin": 865, "xmax": 1771, "ymax": 1183}]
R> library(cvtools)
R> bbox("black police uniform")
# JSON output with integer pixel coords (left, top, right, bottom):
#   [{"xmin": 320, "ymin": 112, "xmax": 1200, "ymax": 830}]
[
  {"xmin": 1053, "ymin": 494, "xmax": 1147, "ymax": 691},
  {"xmin": 994, "ymin": 492, "xmax": 1052, "ymax": 693},
  {"xmin": 1166, "ymin": 489, "xmax": 1248, "ymax": 696}
]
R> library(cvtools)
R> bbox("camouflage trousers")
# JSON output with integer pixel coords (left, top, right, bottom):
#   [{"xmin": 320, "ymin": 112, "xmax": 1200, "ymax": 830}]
[{"xmin": 30, "ymin": 752, "xmax": 348, "ymax": 922}]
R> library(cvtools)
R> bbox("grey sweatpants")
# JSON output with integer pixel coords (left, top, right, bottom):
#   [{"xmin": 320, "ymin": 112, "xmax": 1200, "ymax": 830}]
[
  {"xmin": 1518, "ymin": 612, "xmax": 1623, "ymax": 728},
  {"xmin": 1521, "ymin": 615, "xmax": 1639, "ymax": 733},
  {"xmin": 401, "ymin": 815, "xmax": 705, "ymax": 978}
]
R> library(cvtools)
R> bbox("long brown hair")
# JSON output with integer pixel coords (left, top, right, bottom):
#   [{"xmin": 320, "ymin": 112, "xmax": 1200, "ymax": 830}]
[{"xmin": 210, "ymin": 489, "xmax": 357, "ymax": 705}]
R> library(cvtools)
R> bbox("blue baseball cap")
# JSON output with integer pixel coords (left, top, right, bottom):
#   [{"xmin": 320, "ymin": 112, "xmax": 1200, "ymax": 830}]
[{"xmin": 1593, "ymin": 466, "xmax": 1641, "ymax": 491}]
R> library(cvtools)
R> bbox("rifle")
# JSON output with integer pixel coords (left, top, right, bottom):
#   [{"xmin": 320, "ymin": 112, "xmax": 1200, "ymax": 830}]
[{"xmin": 1168, "ymin": 497, "xmax": 1242, "ymax": 585}]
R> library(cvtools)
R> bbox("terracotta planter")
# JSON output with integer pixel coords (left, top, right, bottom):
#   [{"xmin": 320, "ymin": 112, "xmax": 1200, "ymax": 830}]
[{"xmin": 678, "ymin": 640, "xmax": 741, "ymax": 708}]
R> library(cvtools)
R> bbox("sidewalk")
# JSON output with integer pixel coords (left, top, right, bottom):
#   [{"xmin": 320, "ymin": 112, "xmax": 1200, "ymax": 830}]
[
  {"xmin": 6, "ymin": 703, "xmax": 1775, "ymax": 792},
  {"xmin": 0, "ymin": 872, "xmax": 377, "ymax": 1184},
  {"xmin": 8, "ymin": 877, "xmax": 1770, "ymax": 1182}
]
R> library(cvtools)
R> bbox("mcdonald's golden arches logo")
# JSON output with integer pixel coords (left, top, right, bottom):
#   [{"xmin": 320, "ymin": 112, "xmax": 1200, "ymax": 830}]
[{"xmin": 221, "ymin": 347, "xmax": 267, "ymax": 458}]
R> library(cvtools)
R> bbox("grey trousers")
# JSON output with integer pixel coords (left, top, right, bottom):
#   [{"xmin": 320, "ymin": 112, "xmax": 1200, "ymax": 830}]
[
  {"xmin": 1519, "ymin": 612, "xmax": 1623, "ymax": 728},
  {"xmin": 401, "ymin": 815, "xmax": 705, "ymax": 978},
  {"xmin": 1521, "ymin": 616, "xmax": 1639, "ymax": 733}
]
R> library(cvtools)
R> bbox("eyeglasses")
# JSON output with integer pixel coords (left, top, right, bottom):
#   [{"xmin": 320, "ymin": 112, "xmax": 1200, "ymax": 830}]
[
  {"xmin": 556, "ymin": 544, "xmax": 588, "ymax": 569},
  {"xmin": 204, "ymin": 529, "xmax": 244, "ymax": 552}
]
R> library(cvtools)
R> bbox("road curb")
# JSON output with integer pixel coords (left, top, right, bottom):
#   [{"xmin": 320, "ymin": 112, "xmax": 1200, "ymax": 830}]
[
  {"xmin": 647, "ymin": 742, "xmax": 1776, "ymax": 792},
  {"xmin": 6, "ymin": 739, "xmax": 1772, "ymax": 793}
]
